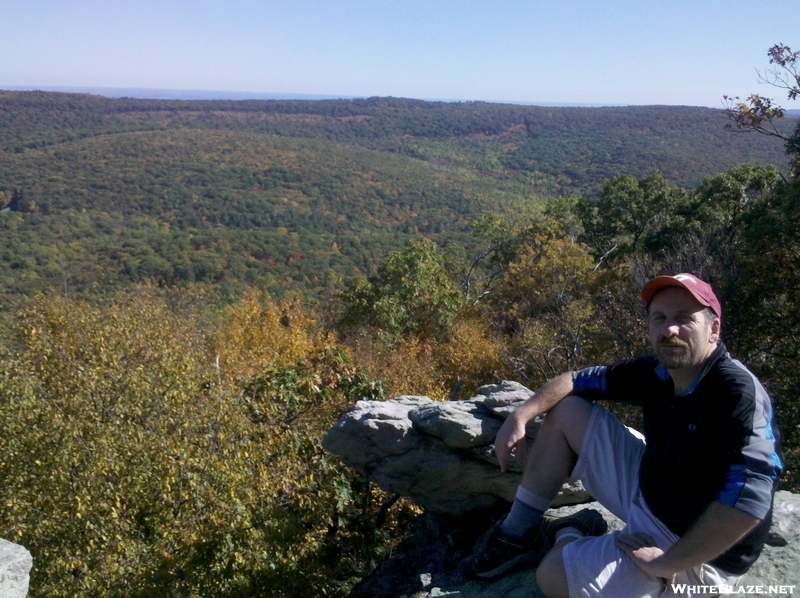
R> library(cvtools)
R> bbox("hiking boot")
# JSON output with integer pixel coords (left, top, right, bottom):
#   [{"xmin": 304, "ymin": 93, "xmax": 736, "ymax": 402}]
[
  {"xmin": 543, "ymin": 508, "xmax": 608, "ymax": 543},
  {"xmin": 458, "ymin": 521, "xmax": 552, "ymax": 580}
]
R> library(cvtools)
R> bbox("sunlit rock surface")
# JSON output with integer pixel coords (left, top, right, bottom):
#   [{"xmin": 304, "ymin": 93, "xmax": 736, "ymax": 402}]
[{"xmin": 323, "ymin": 381, "xmax": 589, "ymax": 516}]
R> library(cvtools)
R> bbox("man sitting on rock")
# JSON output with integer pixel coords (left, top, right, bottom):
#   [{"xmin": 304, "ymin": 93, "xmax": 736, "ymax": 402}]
[{"xmin": 460, "ymin": 274, "xmax": 782, "ymax": 597}]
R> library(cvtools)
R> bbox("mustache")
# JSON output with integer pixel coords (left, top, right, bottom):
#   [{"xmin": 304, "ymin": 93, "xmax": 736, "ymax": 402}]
[{"xmin": 657, "ymin": 338, "xmax": 688, "ymax": 347}]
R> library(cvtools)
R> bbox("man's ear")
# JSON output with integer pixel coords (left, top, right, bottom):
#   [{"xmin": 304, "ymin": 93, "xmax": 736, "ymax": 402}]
[{"xmin": 710, "ymin": 317, "xmax": 721, "ymax": 343}]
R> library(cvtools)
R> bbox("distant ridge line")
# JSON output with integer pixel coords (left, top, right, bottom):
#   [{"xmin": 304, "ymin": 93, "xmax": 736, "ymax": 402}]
[
  {"xmin": 2, "ymin": 85, "xmax": 662, "ymax": 108},
  {"xmin": 1, "ymin": 85, "xmax": 355, "ymax": 102}
]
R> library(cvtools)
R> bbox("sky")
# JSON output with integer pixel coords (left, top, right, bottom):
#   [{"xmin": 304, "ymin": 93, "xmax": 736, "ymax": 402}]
[{"xmin": 1, "ymin": 0, "xmax": 796, "ymax": 107}]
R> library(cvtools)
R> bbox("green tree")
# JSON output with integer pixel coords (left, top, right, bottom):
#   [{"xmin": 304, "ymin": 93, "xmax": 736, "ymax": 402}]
[
  {"xmin": 338, "ymin": 239, "xmax": 462, "ymax": 342},
  {"xmin": 724, "ymin": 51, "xmax": 800, "ymax": 485},
  {"xmin": 578, "ymin": 170, "xmax": 688, "ymax": 268}
]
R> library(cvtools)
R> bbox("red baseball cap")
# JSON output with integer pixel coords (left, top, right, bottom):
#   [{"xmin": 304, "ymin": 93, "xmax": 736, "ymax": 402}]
[{"xmin": 641, "ymin": 273, "xmax": 721, "ymax": 317}]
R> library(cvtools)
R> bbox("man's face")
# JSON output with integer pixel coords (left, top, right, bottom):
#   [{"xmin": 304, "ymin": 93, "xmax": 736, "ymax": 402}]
[{"xmin": 647, "ymin": 287, "xmax": 720, "ymax": 371}]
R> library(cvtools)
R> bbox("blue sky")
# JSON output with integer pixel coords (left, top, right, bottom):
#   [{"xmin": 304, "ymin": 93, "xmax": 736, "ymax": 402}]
[{"xmin": 1, "ymin": 0, "xmax": 796, "ymax": 106}]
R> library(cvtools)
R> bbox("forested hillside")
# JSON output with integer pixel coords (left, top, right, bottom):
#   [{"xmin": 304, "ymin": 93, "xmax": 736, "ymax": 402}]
[{"xmin": 0, "ymin": 91, "xmax": 794, "ymax": 303}]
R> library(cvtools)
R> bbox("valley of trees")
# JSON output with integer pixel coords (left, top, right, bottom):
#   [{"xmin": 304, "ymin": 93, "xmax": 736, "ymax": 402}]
[
  {"xmin": 1, "ymin": 45, "xmax": 799, "ymax": 596},
  {"xmin": 0, "ymin": 90, "xmax": 794, "ymax": 305}
]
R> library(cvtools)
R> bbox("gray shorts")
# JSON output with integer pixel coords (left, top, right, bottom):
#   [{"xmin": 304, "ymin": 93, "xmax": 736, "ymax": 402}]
[{"xmin": 561, "ymin": 404, "xmax": 741, "ymax": 598}]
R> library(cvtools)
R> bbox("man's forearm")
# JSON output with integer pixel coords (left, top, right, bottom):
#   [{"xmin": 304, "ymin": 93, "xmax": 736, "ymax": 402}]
[
  {"xmin": 660, "ymin": 501, "xmax": 760, "ymax": 573},
  {"xmin": 513, "ymin": 372, "xmax": 575, "ymax": 424},
  {"xmin": 494, "ymin": 372, "xmax": 575, "ymax": 471},
  {"xmin": 618, "ymin": 501, "xmax": 760, "ymax": 579}
]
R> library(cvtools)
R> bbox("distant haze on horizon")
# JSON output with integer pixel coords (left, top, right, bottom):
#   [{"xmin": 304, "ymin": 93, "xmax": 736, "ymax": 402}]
[
  {"xmin": 0, "ymin": 84, "xmax": 632, "ymax": 108},
  {"xmin": 1, "ymin": 1, "xmax": 796, "ymax": 109}
]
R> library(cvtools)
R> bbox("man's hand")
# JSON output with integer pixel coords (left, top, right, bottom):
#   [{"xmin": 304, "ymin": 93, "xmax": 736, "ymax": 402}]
[
  {"xmin": 616, "ymin": 533, "xmax": 676, "ymax": 582},
  {"xmin": 493, "ymin": 372, "xmax": 576, "ymax": 472},
  {"xmin": 495, "ymin": 412, "xmax": 528, "ymax": 472}
]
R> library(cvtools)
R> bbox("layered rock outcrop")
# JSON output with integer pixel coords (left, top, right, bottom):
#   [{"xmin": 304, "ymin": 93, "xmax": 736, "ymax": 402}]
[
  {"xmin": 323, "ymin": 382, "xmax": 800, "ymax": 597},
  {"xmin": 322, "ymin": 381, "xmax": 588, "ymax": 515}
]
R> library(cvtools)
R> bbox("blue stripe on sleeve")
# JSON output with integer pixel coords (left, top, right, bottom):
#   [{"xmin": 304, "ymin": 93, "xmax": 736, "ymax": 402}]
[
  {"xmin": 573, "ymin": 366, "xmax": 607, "ymax": 394},
  {"xmin": 717, "ymin": 464, "xmax": 747, "ymax": 506},
  {"xmin": 765, "ymin": 403, "xmax": 783, "ymax": 475}
]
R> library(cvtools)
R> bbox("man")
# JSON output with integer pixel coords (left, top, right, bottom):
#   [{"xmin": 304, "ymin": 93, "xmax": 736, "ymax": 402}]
[{"xmin": 460, "ymin": 274, "xmax": 782, "ymax": 598}]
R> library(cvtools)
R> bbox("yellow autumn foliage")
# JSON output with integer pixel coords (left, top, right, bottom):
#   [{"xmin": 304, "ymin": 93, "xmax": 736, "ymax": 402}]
[
  {"xmin": 213, "ymin": 288, "xmax": 322, "ymax": 386},
  {"xmin": 437, "ymin": 313, "xmax": 508, "ymax": 398},
  {"xmin": 347, "ymin": 334, "xmax": 448, "ymax": 401},
  {"xmin": 0, "ymin": 289, "xmax": 409, "ymax": 597},
  {"xmin": 494, "ymin": 223, "xmax": 611, "ymax": 386}
]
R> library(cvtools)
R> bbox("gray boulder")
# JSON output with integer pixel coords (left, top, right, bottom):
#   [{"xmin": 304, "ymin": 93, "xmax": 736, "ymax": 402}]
[
  {"xmin": 322, "ymin": 381, "xmax": 589, "ymax": 515},
  {"xmin": 742, "ymin": 491, "xmax": 800, "ymax": 589},
  {"xmin": 0, "ymin": 538, "xmax": 32, "ymax": 598}
]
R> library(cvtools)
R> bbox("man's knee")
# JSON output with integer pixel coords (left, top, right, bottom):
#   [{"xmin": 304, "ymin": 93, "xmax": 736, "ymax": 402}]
[
  {"xmin": 543, "ymin": 395, "xmax": 593, "ymax": 454},
  {"xmin": 545, "ymin": 395, "xmax": 592, "ymax": 421},
  {"xmin": 536, "ymin": 543, "xmax": 570, "ymax": 598}
]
